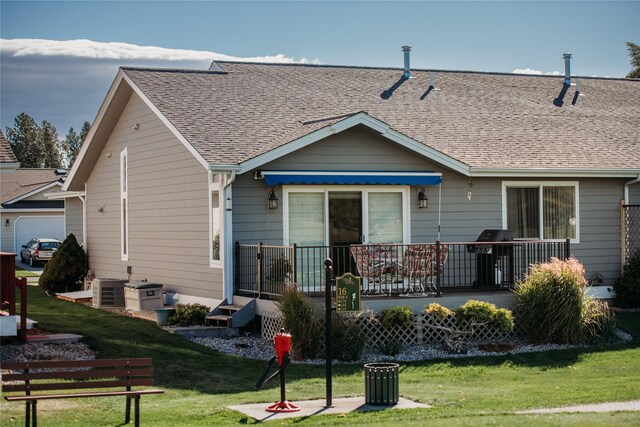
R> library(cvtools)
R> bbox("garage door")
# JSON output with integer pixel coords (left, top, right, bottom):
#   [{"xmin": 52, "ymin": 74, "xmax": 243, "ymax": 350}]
[{"xmin": 15, "ymin": 216, "xmax": 65, "ymax": 254}]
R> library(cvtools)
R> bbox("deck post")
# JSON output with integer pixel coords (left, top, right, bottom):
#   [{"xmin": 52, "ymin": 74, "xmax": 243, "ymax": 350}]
[
  {"xmin": 292, "ymin": 244, "xmax": 297, "ymax": 286},
  {"xmin": 565, "ymin": 238, "xmax": 571, "ymax": 260},
  {"xmin": 234, "ymin": 241, "xmax": 240, "ymax": 295},
  {"xmin": 257, "ymin": 243, "xmax": 263, "ymax": 298}
]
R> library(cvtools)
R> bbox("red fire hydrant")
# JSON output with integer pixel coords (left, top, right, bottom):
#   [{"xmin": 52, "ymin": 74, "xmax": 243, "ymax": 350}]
[{"xmin": 255, "ymin": 328, "xmax": 300, "ymax": 412}]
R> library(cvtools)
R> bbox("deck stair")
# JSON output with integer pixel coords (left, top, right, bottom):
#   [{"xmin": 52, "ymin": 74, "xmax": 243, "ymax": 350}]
[{"xmin": 206, "ymin": 299, "xmax": 256, "ymax": 328}]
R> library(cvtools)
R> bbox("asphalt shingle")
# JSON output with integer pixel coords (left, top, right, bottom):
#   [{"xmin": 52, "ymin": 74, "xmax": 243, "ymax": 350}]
[{"xmin": 122, "ymin": 62, "xmax": 640, "ymax": 170}]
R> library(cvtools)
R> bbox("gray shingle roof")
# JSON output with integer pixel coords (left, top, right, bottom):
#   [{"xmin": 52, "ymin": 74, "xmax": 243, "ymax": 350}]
[
  {"xmin": 0, "ymin": 130, "xmax": 18, "ymax": 164},
  {"xmin": 1, "ymin": 169, "xmax": 63, "ymax": 205},
  {"xmin": 122, "ymin": 62, "xmax": 640, "ymax": 170}
]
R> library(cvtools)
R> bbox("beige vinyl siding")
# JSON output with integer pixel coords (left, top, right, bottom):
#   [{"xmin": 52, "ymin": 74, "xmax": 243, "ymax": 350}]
[
  {"xmin": 64, "ymin": 197, "xmax": 83, "ymax": 244},
  {"xmin": 232, "ymin": 126, "xmax": 627, "ymax": 285},
  {"xmin": 85, "ymin": 93, "xmax": 221, "ymax": 299}
]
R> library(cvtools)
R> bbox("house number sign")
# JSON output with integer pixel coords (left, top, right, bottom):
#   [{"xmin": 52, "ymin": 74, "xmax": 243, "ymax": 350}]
[{"xmin": 336, "ymin": 273, "xmax": 361, "ymax": 312}]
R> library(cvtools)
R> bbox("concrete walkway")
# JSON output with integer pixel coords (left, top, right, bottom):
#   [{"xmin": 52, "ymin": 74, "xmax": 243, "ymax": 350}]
[
  {"xmin": 517, "ymin": 400, "xmax": 640, "ymax": 414},
  {"xmin": 228, "ymin": 397, "xmax": 430, "ymax": 421}
]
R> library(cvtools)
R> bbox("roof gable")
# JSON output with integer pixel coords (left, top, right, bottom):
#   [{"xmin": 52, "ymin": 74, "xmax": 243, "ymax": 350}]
[{"xmin": 1, "ymin": 169, "xmax": 63, "ymax": 205}]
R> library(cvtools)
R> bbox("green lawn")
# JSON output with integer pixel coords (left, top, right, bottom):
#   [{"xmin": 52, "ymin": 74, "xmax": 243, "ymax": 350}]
[
  {"xmin": 1, "ymin": 286, "xmax": 640, "ymax": 426},
  {"xmin": 14, "ymin": 266, "xmax": 40, "ymax": 278}
]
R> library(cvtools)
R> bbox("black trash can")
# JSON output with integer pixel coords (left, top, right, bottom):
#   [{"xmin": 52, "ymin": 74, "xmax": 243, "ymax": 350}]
[{"xmin": 364, "ymin": 362, "xmax": 399, "ymax": 405}]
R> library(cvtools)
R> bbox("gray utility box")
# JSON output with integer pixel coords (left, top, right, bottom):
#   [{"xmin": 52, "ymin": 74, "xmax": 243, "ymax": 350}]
[
  {"xmin": 92, "ymin": 278, "xmax": 127, "ymax": 308},
  {"xmin": 124, "ymin": 282, "xmax": 163, "ymax": 311}
]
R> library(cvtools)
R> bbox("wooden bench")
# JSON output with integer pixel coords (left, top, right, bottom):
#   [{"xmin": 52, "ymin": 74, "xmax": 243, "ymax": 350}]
[{"xmin": 2, "ymin": 358, "xmax": 164, "ymax": 427}]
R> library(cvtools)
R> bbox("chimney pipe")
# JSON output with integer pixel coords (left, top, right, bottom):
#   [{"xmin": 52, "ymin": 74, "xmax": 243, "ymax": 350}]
[
  {"xmin": 563, "ymin": 52, "xmax": 572, "ymax": 86},
  {"xmin": 402, "ymin": 45, "xmax": 412, "ymax": 79}
]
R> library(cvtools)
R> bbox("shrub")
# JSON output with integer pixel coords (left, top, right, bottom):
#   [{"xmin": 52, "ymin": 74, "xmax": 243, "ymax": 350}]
[
  {"xmin": 331, "ymin": 312, "xmax": 368, "ymax": 361},
  {"xmin": 612, "ymin": 251, "xmax": 640, "ymax": 308},
  {"xmin": 455, "ymin": 300, "xmax": 514, "ymax": 334},
  {"xmin": 38, "ymin": 233, "xmax": 86, "ymax": 295},
  {"xmin": 380, "ymin": 306, "xmax": 413, "ymax": 329},
  {"xmin": 165, "ymin": 303, "xmax": 210, "ymax": 326},
  {"xmin": 423, "ymin": 303, "xmax": 453, "ymax": 320},
  {"xmin": 516, "ymin": 257, "xmax": 613, "ymax": 344},
  {"xmin": 381, "ymin": 337, "xmax": 402, "ymax": 356},
  {"xmin": 276, "ymin": 286, "xmax": 322, "ymax": 360},
  {"xmin": 269, "ymin": 255, "xmax": 293, "ymax": 283}
]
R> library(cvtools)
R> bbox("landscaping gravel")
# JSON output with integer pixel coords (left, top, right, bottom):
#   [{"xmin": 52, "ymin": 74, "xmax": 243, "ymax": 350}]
[
  {"xmin": 189, "ymin": 335, "xmax": 601, "ymax": 364},
  {"xmin": 0, "ymin": 342, "xmax": 95, "ymax": 364}
]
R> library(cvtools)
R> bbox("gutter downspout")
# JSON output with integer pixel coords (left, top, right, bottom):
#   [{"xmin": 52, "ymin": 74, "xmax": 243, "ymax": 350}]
[{"xmin": 624, "ymin": 174, "xmax": 640, "ymax": 205}]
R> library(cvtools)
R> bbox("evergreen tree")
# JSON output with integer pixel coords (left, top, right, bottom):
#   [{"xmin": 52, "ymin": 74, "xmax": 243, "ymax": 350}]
[
  {"xmin": 63, "ymin": 127, "xmax": 81, "ymax": 168},
  {"xmin": 39, "ymin": 120, "xmax": 63, "ymax": 168},
  {"xmin": 626, "ymin": 42, "xmax": 640, "ymax": 79},
  {"xmin": 5, "ymin": 113, "xmax": 42, "ymax": 168},
  {"xmin": 79, "ymin": 121, "xmax": 91, "ymax": 144}
]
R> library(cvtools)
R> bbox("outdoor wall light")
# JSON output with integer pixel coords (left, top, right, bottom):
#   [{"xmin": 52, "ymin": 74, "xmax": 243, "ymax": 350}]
[
  {"xmin": 5, "ymin": 219, "xmax": 9, "ymax": 227},
  {"xmin": 268, "ymin": 188, "xmax": 278, "ymax": 209},
  {"xmin": 418, "ymin": 188, "xmax": 428, "ymax": 209},
  {"xmin": 105, "ymin": 151, "xmax": 112, "ymax": 158},
  {"xmin": 97, "ymin": 206, "xmax": 104, "ymax": 214}
]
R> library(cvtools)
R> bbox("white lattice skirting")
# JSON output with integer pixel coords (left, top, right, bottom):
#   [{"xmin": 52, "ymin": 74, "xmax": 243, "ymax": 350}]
[{"xmin": 262, "ymin": 312, "xmax": 519, "ymax": 350}]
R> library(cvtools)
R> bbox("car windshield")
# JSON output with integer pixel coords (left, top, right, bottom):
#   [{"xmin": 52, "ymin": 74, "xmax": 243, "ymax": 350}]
[{"xmin": 39, "ymin": 242, "xmax": 61, "ymax": 251}]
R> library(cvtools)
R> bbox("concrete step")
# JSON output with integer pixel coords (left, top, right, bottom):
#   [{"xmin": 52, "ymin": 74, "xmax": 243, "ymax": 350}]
[{"xmin": 206, "ymin": 314, "xmax": 232, "ymax": 326}]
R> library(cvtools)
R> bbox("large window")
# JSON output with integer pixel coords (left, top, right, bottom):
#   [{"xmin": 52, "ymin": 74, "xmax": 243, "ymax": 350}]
[
  {"xmin": 120, "ymin": 148, "xmax": 128, "ymax": 260},
  {"xmin": 284, "ymin": 186, "xmax": 409, "ymax": 245},
  {"xmin": 503, "ymin": 182, "xmax": 578, "ymax": 242}
]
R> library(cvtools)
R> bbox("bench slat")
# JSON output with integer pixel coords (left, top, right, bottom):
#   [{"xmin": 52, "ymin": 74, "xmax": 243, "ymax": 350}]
[
  {"xmin": 2, "ymin": 358, "xmax": 153, "ymax": 370},
  {"xmin": 4, "ymin": 389, "xmax": 164, "ymax": 402},
  {"xmin": 3, "ymin": 378, "xmax": 155, "ymax": 393},
  {"xmin": 3, "ymin": 367, "xmax": 154, "ymax": 382}
]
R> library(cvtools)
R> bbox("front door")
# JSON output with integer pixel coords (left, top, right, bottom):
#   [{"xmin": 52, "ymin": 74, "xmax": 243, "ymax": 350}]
[{"xmin": 329, "ymin": 192, "xmax": 362, "ymax": 275}]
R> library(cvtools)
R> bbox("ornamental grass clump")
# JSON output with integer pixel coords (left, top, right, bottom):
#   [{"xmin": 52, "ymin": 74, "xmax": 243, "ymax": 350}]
[
  {"xmin": 276, "ymin": 285, "xmax": 322, "ymax": 360},
  {"xmin": 331, "ymin": 312, "xmax": 368, "ymax": 361},
  {"xmin": 516, "ymin": 257, "xmax": 613, "ymax": 344}
]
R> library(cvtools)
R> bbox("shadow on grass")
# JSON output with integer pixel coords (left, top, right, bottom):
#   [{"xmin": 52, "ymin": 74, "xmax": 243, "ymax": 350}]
[{"xmin": 17, "ymin": 287, "xmax": 640, "ymax": 394}]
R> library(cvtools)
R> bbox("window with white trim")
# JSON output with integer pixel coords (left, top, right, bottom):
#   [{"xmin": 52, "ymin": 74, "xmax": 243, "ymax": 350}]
[
  {"xmin": 120, "ymin": 148, "xmax": 128, "ymax": 260},
  {"xmin": 503, "ymin": 182, "xmax": 579, "ymax": 242},
  {"xmin": 210, "ymin": 182, "xmax": 222, "ymax": 266}
]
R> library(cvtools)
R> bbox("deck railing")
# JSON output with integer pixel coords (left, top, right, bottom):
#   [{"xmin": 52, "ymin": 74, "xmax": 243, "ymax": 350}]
[{"xmin": 234, "ymin": 239, "xmax": 570, "ymax": 298}]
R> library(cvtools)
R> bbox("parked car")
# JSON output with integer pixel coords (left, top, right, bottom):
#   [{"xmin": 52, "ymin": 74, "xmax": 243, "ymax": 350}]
[{"xmin": 20, "ymin": 238, "xmax": 62, "ymax": 267}]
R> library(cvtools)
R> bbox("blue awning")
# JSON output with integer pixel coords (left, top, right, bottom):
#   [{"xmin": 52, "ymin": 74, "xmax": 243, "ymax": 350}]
[{"xmin": 262, "ymin": 171, "xmax": 442, "ymax": 186}]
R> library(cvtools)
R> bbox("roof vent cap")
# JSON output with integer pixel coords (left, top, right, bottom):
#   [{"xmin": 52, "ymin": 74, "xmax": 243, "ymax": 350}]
[
  {"xmin": 563, "ymin": 52, "xmax": 572, "ymax": 86},
  {"xmin": 402, "ymin": 45, "xmax": 412, "ymax": 79}
]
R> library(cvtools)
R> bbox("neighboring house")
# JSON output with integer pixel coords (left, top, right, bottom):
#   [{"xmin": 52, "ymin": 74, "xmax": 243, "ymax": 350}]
[
  {"xmin": 59, "ymin": 50, "xmax": 640, "ymax": 307},
  {"xmin": 0, "ymin": 131, "xmax": 68, "ymax": 256}
]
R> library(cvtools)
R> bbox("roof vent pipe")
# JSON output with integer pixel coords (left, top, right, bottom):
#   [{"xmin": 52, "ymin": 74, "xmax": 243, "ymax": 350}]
[
  {"xmin": 563, "ymin": 52, "xmax": 572, "ymax": 86},
  {"xmin": 402, "ymin": 45, "xmax": 412, "ymax": 79}
]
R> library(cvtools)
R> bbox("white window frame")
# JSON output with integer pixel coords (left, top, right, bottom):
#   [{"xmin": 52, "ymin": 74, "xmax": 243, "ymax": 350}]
[
  {"xmin": 209, "ymin": 175, "xmax": 223, "ymax": 268},
  {"xmin": 502, "ymin": 181, "xmax": 580, "ymax": 244},
  {"xmin": 282, "ymin": 185, "xmax": 411, "ymax": 245},
  {"xmin": 120, "ymin": 148, "xmax": 129, "ymax": 260}
]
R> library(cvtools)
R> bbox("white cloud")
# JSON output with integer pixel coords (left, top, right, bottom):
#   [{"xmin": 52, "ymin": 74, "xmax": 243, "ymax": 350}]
[
  {"xmin": 512, "ymin": 68, "xmax": 562, "ymax": 76},
  {"xmin": 0, "ymin": 38, "xmax": 319, "ymax": 64}
]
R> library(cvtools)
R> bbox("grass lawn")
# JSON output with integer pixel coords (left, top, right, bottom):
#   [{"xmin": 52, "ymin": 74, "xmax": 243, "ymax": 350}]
[
  {"xmin": 14, "ymin": 266, "xmax": 40, "ymax": 278},
  {"xmin": 1, "ymin": 286, "xmax": 640, "ymax": 426}
]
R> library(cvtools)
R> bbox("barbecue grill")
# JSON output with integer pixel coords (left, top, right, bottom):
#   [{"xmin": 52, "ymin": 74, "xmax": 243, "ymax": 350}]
[{"xmin": 466, "ymin": 229, "xmax": 514, "ymax": 288}]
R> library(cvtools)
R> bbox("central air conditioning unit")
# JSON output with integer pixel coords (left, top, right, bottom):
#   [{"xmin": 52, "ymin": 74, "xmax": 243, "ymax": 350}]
[{"xmin": 92, "ymin": 278, "xmax": 127, "ymax": 308}]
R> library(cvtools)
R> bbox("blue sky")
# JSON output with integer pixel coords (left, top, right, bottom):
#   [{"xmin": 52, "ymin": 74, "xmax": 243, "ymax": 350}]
[{"xmin": 1, "ymin": 1, "xmax": 638, "ymax": 140}]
